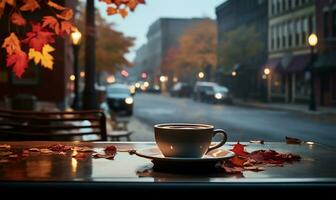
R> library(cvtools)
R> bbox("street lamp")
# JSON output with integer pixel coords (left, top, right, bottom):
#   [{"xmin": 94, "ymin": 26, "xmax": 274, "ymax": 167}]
[
  {"xmin": 198, "ymin": 72, "xmax": 205, "ymax": 79},
  {"xmin": 231, "ymin": 71, "xmax": 237, "ymax": 77},
  {"xmin": 263, "ymin": 67, "xmax": 271, "ymax": 102},
  {"xmin": 308, "ymin": 33, "xmax": 318, "ymax": 111},
  {"xmin": 70, "ymin": 29, "xmax": 82, "ymax": 110}
]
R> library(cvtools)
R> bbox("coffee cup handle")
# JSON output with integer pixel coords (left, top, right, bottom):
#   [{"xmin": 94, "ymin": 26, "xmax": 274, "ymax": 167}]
[{"xmin": 207, "ymin": 129, "xmax": 228, "ymax": 153}]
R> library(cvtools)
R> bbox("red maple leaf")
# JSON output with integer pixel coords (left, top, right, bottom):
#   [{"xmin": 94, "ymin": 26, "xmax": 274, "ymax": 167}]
[
  {"xmin": 22, "ymin": 23, "xmax": 55, "ymax": 51},
  {"xmin": 231, "ymin": 142, "xmax": 249, "ymax": 157},
  {"xmin": 6, "ymin": 50, "xmax": 28, "ymax": 78},
  {"xmin": 42, "ymin": 16, "xmax": 60, "ymax": 35}
]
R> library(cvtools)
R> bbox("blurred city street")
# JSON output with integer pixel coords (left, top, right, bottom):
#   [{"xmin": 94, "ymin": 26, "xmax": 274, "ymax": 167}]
[{"xmin": 129, "ymin": 93, "xmax": 336, "ymax": 147}]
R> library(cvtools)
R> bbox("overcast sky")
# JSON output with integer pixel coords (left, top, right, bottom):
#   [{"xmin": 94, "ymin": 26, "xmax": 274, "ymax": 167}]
[{"xmin": 95, "ymin": 0, "xmax": 225, "ymax": 61}]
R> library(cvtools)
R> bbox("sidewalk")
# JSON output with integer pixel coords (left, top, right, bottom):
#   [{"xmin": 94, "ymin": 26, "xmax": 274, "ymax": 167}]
[{"xmin": 234, "ymin": 99, "xmax": 336, "ymax": 116}]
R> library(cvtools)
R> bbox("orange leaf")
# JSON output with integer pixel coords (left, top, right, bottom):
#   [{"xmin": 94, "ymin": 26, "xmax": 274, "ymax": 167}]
[
  {"xmin": 106, "ymin": 7, "xmax": 117, "ymax": 15},
  {"xmin": 5, "ymin": 0, "xmax": 16, "ymax": 6},
  {"xmin": 118, "ymin": 8, "xmax": 128, "ymax": 18},
  {"xmin": 56, "ymin": 9, "xmax": 73, "ymax": 20},
  {"xmin": 11, "ymin": 12, "xmax": 26, "ymax": 26},
  {"xmin": 6, "ymin": 50, "xmax": 28, "ymax": 78},
  {"xmin": 231, "ymin": 142, "xmax": 249, "ymax": 157},
  {"xmin": 42, "ymin": 16, "xmax": 60, "ymax": 35},
  {"xmin": 2, "ymin": 33, "xmax": 21, "ymax": 55},
  {"xmin": 20, "ymin": 0, "xmax": 40, "ymax": 12},
  {"xmin": 60, "ymin": 21, "xmax": 73, "ymax": 35},
  {"xmin": 127, "ymin": 0, "xmax": 138, "ymax": 11},
  {"xmin": 47, "ymin": 0, "xmax": 66, "ymax": 10}
]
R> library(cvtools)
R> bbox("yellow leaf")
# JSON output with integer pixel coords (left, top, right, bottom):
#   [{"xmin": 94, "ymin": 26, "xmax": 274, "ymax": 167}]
[
  {"xmin": 28, "ymin": 48, "xmax": 42, "ymax": 64},
  {"xmin": 28, "ymin": 44, "xmax": 55, "ymax": 69},
  {"xmin": 2, "ymin": 32, "xmax": 21, "ymax": 55},
  {"xmin": 41, "ymin": 44, "xmax": 55, "ymax": 69}
]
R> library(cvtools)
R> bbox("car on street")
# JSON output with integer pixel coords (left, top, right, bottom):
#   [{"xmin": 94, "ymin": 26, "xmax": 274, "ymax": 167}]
[
  {"xmin": 170, "ymin": 82, "xmax": 193, "ymax": 97},
  {"xmin": 106, "ymin": 83, "xmax": 134, "ymax": 116},
  {"xmin": 193, "ymin": 82, "xmax": 232, "ymax": 104}
]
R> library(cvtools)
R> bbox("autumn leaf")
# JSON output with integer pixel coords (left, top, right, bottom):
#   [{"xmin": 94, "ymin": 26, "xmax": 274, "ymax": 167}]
[
  {"xmin": 6, "ymin": 50, "xmax": 28, "ymax": 78},
  {"xmin": 60, "ymin": 21, "xmax": 73, "ymax": 35},
  {"xmin": 11, "ymin": 12, "xmax": 26, "ymax": 26},
  {"xmin": 42, "ymin": 16, "xmax": 60, "ymax": 35},
  {"xmin": 2, "ymin": 32, "xmax": 21, "ymax": 55},
  {"xmin": 127, "ymin": 0, "xmax": 138, "ymax": 11},
  {"xmin": 56, "ymin": 9, "xmax": 73, "ymax": 20},
  {"xmin": 47, "ymin": 0, "xmax": 66, "ymax": 10},
  {"xmin": 28, "ymin": 44, "xmax": 55, "ymax": 69},
  {"xmin": 231, "ymin": 142, "xmax": 249, "ymax": 157},
  {"xmin": 107, "ymin": 7, "xmax": 117, "ymax": 15},
  {"xmin": 22, "ymin": 23, "xmax": 55, "ymax": 51},
  {"xmin": 20, "ymin": 0, "xmax": 40, "ymax": 12},
  {"xmin": 118, "ymin": 8, "xmax": 128, "ymax": 18}
]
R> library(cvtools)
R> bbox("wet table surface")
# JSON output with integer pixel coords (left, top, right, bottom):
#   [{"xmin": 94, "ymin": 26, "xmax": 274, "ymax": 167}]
[{"xmin": 0, "ymin": 141, "xmax": 336, "ymax": 189}]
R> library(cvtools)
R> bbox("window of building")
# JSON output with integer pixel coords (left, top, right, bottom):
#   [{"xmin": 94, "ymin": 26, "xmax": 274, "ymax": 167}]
[
  {"xmin": 295, "ymin": 0, "xmax": 299, "ymax": 7},
  {"xmin": 288, "ymin": 21, "xmax": 293, "ymax": 47},
  {"xmin": 302, "ymin": 17, "xmax": 308, "ymax": 45},
  {"xmin": 283, "ymin": 23, "xmax": 287, "ymax": 48},
  {"xmin": 271, "ymin": 0, "xmax": 275, "ymax": 16},
  {"xmin": 324, "ymin": 11, "xmax": 330, "ymax": 38},
  {"xmin": 278, "ymin": 25, "xmax": 282, "ymax": 49},
  {"xmin": 296, "ymin": 19, "xmax": 301, "ymax": 46},
  {"xmin": 277, "ymin": 0, "xmax": 281, "ymax": 14},
  {"xmin": 282, "ymin": 0, "xmax": 286, "ymax": 11},
  {"xmin": 332, "ymin": 9, "xmax": 336, "ymax": 37}
]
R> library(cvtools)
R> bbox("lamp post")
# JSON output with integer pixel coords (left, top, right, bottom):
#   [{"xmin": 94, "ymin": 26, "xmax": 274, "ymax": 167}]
[
  {"xmin": 308, "ymin": 33, "xmax": 318, "ymax": 111},
  {"xmin": 70, "ymin": 29, "xmax": 82, "ymax": 110},
  {"xmin": 264, "ymin": 67, "xmax": 271, "ymax": 102},
  {"xmin": 83, "ymin": 0, "xmax": 97, "ymax": 110}
]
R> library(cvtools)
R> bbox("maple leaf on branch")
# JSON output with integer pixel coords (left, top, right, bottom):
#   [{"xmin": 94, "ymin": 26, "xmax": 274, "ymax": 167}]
[
  {"xmin": 47, "ymin": 0, "xmax": 66, "ymax": 11},
  {"xmin": 6, "ymin": 50, "xmax": 29, "ymax": 78},
  {"xmin": 11, "ymin": 12, "xmax": 27, "ymax": 26},
  {"xmin": 2, "ymin": 32, "xmax": 21, "ymax": 55},
  {"xmin": 42, "ymin": 16, "xmax": 60, "ymax": 35},
  {"xmin": 118, "ymin": 8, "xmax": 128, "ymax": 18},
  {"xmin": 28, "ymin": 44, "xmax": 55, "ymax": 70},
  {"xmin": 22, "ymin": 23, "xmax": 55, "ymax": 51},
  {"xmin": 56, "ymin": 9, "xmax": 73, "ymax": 20},
  {"xmin": 20, "ymin": 0, "xmax": 40, "ymax": 12}
]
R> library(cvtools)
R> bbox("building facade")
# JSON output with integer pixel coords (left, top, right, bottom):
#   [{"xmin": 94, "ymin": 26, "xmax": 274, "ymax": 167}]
[
  {"xmin": 134, "ymin": 18, "xmax": 211, "ymax": 90},
  {"xmin": 265, "ymin": 0, "xmax": 316, "ymax": 103},
  {"xmin": 314, "ymin": 0, "xmax": 336, "ymax": 106},
  {"xmin": 216, "ymin": 0, "xmax": 269, "ymax": 100}
]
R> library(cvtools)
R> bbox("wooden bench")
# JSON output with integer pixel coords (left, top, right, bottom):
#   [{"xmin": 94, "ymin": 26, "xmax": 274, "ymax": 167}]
[{"xmin": 0, "ymin": 109, "xmax": 107, "ymax": 141}]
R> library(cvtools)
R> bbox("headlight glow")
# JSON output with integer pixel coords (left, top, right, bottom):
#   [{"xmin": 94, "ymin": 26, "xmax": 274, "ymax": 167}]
[
  {"xmin": 125, "ymin": 97, "xmax": 134, "ymax": 104},
  {"xmin": 215, "ymin": 93, "xmax": 223, "ymax": 100}
]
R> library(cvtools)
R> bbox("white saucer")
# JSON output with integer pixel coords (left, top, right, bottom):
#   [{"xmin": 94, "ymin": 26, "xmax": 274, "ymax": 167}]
[{"xmin": 135, "ymin": 147, "xmax": 235, "ymax": 163}]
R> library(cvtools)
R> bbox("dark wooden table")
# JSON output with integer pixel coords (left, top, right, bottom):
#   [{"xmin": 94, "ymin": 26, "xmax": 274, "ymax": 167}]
[{"xmin": 0, "ymin": 141, "xmax": 335, "ymax": 193}]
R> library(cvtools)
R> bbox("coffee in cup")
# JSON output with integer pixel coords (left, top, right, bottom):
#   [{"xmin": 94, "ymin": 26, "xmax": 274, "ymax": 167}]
[{"xmin": 154, "ymin": 123, "xmax": 228, "ymax": 158}]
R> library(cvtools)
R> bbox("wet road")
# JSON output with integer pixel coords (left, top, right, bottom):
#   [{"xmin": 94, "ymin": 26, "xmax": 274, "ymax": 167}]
[{"xmin": 132, "ymin": 93, "xmax": 336, "ymax": 147}]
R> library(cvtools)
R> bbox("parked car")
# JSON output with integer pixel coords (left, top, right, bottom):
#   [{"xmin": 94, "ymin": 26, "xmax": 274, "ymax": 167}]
[
  {"xmin": 193, "ymin": 82, "xmax": 232, "ymax": 104},
  {"xmin": 212, "ymin": 85, "xmax": 233, "ymax": 104},
  {"xmin": 146, "ymin": 85, "xmax": 161, "ymax": 94},
  {"xmin": 106, "ymin": 84, "xmax": 134, "ymax": 116},
  {"xmin": 170, "ymin": 82, "xmax": 193, "ymax": 97}
]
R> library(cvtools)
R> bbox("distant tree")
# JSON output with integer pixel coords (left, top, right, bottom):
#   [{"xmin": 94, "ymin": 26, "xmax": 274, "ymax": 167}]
[
  {"xmin": 170, "ymin": 19, "xmax": 217, "ymax": 79},
  {"xmin": 218, "ymin": 25, "xmax": 263, "ymax": 73},
  {"xmin": 76, "ymin": 5, "xmax": 135, "ymax": 73}
]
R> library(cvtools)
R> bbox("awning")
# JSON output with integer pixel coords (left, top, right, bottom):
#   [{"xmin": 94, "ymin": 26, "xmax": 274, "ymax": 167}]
[
  {"xmin": 285, "ymin": 54, "xmax": 311, "ymax": 73},
  {"xmin": 262, "ymin": 58, "xmax": 282, "ymax": 71},
  {"xmin": 313, "ymin": 52, "xmax": 336, "ymax": 69}
]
